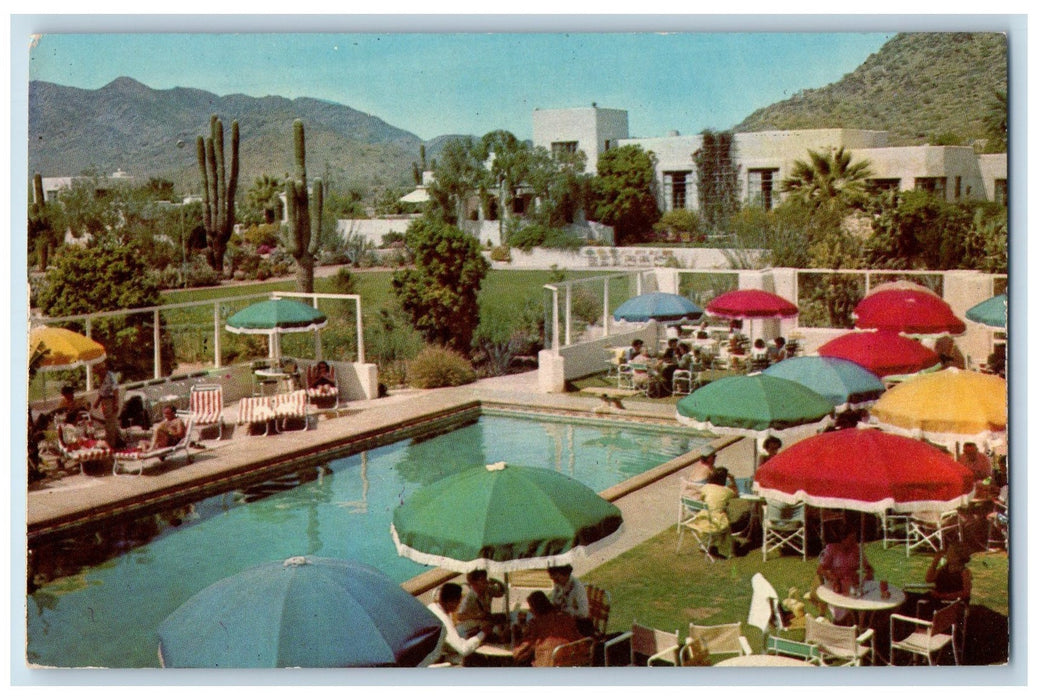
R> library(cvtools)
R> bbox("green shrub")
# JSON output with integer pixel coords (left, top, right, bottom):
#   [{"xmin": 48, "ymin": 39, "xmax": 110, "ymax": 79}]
[
  {"xmin": 653, "ymin": 209, "xmax": 704, "ymax": 243},
  {"xmin": 407, "ymin": 345, "xmax": 477, "ymax": 388},
  {"xmin": 490, "ymin": 245, "xmax": 512, "ymax": 262},
  {"xmin": 241, "ymin": 223, "xmax": 281, "ymax": 248}
]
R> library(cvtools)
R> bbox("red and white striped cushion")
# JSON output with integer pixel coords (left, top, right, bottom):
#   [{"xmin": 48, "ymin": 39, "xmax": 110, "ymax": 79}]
[
  {"xmin": 271, "ymin": 390, "xmax": 307, "ymax": 418},
  {"xmin": 306, "ymin": 384, "xmax": 337, "ymax": 398},
  {"xmin": 190, "ymin": 387, "xmax": 224, "ymax": 424},
  {"xmin": 237, "ymin": 397, "xmax": 274, "ymax": 424}
]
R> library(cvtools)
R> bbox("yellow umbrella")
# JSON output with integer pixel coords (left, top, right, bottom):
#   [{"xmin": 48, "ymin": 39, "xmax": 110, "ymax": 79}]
[
  {"xmin": 29, "ymin": 326, "xmax": 107, "ymax": 371},
  {"xmin": 869, "ymin": 367, "xmax": 1006, "ymax": 452}
]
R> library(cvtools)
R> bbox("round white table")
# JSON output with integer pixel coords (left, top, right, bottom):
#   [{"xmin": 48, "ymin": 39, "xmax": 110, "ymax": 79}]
[
  {"xmin": 816, "ymin": 580, "xmax": 905, "ymax": 629},
  {"xmin": 715, "ymin": 654, "xmax": 814, "ymax": 667}
]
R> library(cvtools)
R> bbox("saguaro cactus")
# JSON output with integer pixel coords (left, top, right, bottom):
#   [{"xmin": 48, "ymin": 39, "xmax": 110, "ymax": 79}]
[
  {"xmin": 29, "ymin": 173, "xmax": 56, "ymax": 271},
  {"xmin": 196, "ymin": 115, "xmax": 240, "ymax": 273},
  {"xmin": 284, "ymin": 119, "xmax": 323, "ymax": 293}
]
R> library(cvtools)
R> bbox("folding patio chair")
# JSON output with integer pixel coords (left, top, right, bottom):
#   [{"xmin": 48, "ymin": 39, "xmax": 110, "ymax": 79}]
[
  {"xmin": 56, "ymin": 420, "xmax": 112, "ymax": 475},
  {"xmin": 603, "ymin": 621, "xmax": 680, "ymax": 666},
  {"xmin": 804, "ymin": 614, "xmax": 874, "ymax": 666},
  {"xmin": 762, "ymin": 501, "xmax": 807, "ymax": 562},
  {"xmin": 889, "ymin": 601, "xmax": 963, "ymax": 666},
  {"xmin": 906, "ymin": 509, "xmax": 962, "ymax": 555},
  {"xmin": 549, "ymin": 637, "xmax": 595, "ymax": 667},
  {"xmin": 681, "ymin": 622, "xmax": 752, "ymax": 665},
  {"xmin": 305, "ymin": 363, "xmax": 340, "ymax": 410},
  {"xmin": 237, "ymin": 396, "xmax": 277, "ymax": 436}
]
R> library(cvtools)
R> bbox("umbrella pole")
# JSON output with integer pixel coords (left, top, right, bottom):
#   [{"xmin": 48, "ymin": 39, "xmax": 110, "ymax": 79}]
[{"xmin": 505, "ymin": 572, "xmax": 513, "ymax": 648}]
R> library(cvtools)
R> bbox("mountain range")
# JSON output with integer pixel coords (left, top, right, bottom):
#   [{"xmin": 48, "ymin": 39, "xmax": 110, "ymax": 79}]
[{"xmin": 27, "ymin": 32, "xmax": 1007, "ymax": 198}]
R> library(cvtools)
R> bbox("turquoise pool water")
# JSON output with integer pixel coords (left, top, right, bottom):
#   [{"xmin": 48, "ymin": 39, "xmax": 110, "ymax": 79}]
[{"xmin": 26, "ymin": 412, "xmax": 706, "ymax": 668}]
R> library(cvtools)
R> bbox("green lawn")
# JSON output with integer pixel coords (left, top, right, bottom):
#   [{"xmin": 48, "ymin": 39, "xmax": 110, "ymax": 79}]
[{"xmin": 582, "ymin": 527, "xmax": 1009, "ymax": 665}]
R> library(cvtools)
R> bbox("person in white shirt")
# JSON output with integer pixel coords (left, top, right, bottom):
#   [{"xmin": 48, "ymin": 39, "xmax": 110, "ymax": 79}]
[
  {"xmin": 547, "ymin": 565, "xmax": 591, "ymax": 634},
  {"xmin": 426, "ymin": 582, "xmax": 489, "ymax": 665}
]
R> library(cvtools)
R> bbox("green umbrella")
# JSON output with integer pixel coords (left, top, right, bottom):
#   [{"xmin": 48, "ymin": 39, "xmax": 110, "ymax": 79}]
[
  {"xmin": 675, "ymin": 374, "xmax": 835, "ymax": 468},
  {"xmin": 226, "ymin": 297, "xmax": 328, "ymax": 361},
  {"xmin": 391, "ymin": 462, "xmax": 623, "ymax": 574},
  {"xmin": 965, "ymin": 293, "xmax": 1007, "ymax": 329}
]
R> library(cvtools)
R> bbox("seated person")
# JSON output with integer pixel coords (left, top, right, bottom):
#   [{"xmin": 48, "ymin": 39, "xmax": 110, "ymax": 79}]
[
  {"xmin": 624, "ymin": 339, "xmax": 645, "ymax": 364},
  {"xmin": 51, "ymin": 385, "xmax": 85, "ymax": 421},
  {"xmin": 768, "ymin": 337, "xmax": 788, "ymax": 364},
  {"xmin": 512, "ymin": 591, "xmax": 583, "ymax": 667},
  {"xmin": 682, "ymin": 446, "xmax": 716, "ymax": 498},
  {"xmin": 661, "ymin": 338, "xmax": 681, "ymax": 363},
  {"xmin": 308, "ymin": 360, "xmax": 336, "ymax": 389},
  {"xmin": 147, "ymin": 405, "xmax": 187, "ymax": 450},
  {"xmin": 915, "ymin": 543, "xmax": 972, "ymax": 619},
  {"xmin": 810, "ymin": 521, "xmax": 874, "ymax": 623},
  {"xmin": 958, "ymin": 442, "xmax": 992, "ymax": 483},
  {"xmin": 758, "ymin": 436, "xmax": 782, "ymax": 467},
  {"xmin": 426, "ymin": 582, "xmax": 490, "ymax": 665},
  {"xmin": 628, "ymin": 346, "xmax": 653, "ymax": 388},
  {"xmin": 547, "ymin": 564, "xmax": 594, "ymax": 635},
  {"xmin": 751, "ymin": 338, "xmax": 769, "ymax": 361},
  {"xmin": 455, "ymin": 570, "xmax": 506, "ymax": 639},
  {"xmin": 688, "ymin": 466, "xmax": 741, "ymax": 559}
]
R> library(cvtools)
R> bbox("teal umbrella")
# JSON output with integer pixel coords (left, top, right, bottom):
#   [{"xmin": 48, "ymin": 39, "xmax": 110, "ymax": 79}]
[
  {"xmin": 965, "ymin": 293, "xmax": 1007, "ymax": 329},
  {"xmin": 226, "ymin": 297, "xmax": 327, "ymax": 361},
  {"xmin": 391, "ymin": 462, "xmax": 623, "ymax": 574},
  {"xmin": 675, "ymin": 374, "xmax": 835, "ymax": 467},
  {"xmin": 156, "ymin": 556, "xmax": 443, "ymax": 668},
  {"xmin": 763, "ymin": 356, "xmax": 886, "ymax": 412},
  {"xmin": 613, "ymin": 292, "xmax": 704, "ymax": 323}
]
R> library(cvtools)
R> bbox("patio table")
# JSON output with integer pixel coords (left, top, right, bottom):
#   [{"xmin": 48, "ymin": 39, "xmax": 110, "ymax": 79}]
[
  {"xmin": 816, "ymin": 580, "xmax": 905, "ymax": 630},
  {"xmin": 715, "ymin": 654, "xmax": 814, "ymax": 667}
]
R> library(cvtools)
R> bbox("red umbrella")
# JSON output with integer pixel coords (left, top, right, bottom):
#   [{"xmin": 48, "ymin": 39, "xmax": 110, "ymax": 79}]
[
  {"xmin": 818, "ymin": 331, "xmax": 941, "ymax": 378},
  {"xmin": 754, "ymin": 429, "xmax": 975, "ymax": 515},
  {"xmin": 705, "ymin": 289, "xmax": 798, "ymax": 319},
  {"xmin": 865, "ymin": 280, "xmax": 940, "ymax": 298},
  {"xmin": 853, "ymin": 290, "xmax": 966, "ymax": 336}
]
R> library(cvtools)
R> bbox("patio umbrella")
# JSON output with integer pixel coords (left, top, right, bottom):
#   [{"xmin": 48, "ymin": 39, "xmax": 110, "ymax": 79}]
[
  {"xmin": 675, "ymin": 374, "xmax": 835, "ymax": 466},
  {"xmin": 29, "ymin": 326, "xmax": 106, "ymax": 371},
  {"xmin": 965, "ymin": 293, "xmax": 1007, "ymax": 329},
  {"xmin": 225, "ymin": 297, "xmax": 328, "ymax": 361},
  {"xmin": 754, "ymin": 429, "xmax": 975, "ymax": 589},
  {"xmin": 865, "ymin": 280, "xmax": 940, "ymax": 298},
  {"xmin": 762, "ymin": 356, "xmax": 886, "ymax": 412},
  {"xmin": 391, "ymin": 461, "xmax": 623, "ymax": 636},
  {"xmin": 156, "ymin": 556, "xmax": 443, "ymax": 668},
  {"xmin": 613, "ymin": 292, "xmax": 704, "ymax": 323},
  {"xmin": 869, "ymin": 368, "xmax": 1007, "ymax": 453},
  {"xmin": 705, "ymin": 289, "xmax": 798, "ymax": 320},
  {"xmin": 852, "ymin": 289, "xmax": 966, "ymax": 337},
  {"xmin": 391, "ymin": 462, "xmax": 623, "ymax": 574},
  {"xmin": 817, "ymin": 331, "xmax": 942, "ymax": 379}
]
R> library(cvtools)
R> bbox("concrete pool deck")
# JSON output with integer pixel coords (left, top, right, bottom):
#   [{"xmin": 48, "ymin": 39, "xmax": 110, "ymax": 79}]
[{"xmin": 27, "ymin": 370, "xmax": 748, "ymax": 596}]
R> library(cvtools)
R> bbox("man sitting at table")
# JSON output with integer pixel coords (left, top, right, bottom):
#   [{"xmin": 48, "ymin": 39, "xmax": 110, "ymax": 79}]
[
  {"xmin": 427, "ymin": 582, "xmax": 490, "ymax": 665},
  {"xmin": 456, "ymin": 570, "xmax": 506, "ymax": 639},
  {"xmin": 958, "ymin": 442, "xmax": 992, "ymax": 483},
  {"xmin": 512, "ymin": 591, "xmax": 583, "ymax": 667},
  {"xmin": 624, "ymin": 339, "xmax": 645, "ymax": 363}
]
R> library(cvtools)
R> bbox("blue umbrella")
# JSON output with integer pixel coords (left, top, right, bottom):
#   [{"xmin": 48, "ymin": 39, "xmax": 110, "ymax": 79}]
[
  {"xmin": 763, "ymin": 356, "xmax": 887, "ymax": 412},
  {"xmin": 613, "ymin": 292, "xmax": 704, "ymax": 323},
  {"xmin": 157, "ymin": 556, "xmax": 443, "ymax": 668},
  {"xmin": 965, "ymin": 293, "xmax": 1007, "ymax": 329}
]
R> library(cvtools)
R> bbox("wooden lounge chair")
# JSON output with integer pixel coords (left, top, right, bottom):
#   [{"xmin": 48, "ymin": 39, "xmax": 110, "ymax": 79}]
[{"xmin": 112, "ymin": 417, "xmax": 194, "ymax": 477}]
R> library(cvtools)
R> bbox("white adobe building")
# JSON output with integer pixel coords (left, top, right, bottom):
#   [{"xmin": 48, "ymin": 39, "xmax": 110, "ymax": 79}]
[{"xmin": 532, "ymin": 106, "xmax": 1008, "ymax": 212}]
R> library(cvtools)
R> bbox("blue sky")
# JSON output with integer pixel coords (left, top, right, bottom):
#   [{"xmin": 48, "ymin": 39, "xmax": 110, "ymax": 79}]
[{"xmin": 27, "ymin": 30, "xmax": 895, "ymax": 141}]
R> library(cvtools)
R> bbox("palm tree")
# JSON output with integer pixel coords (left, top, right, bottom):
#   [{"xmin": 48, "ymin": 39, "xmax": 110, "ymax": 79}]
[
  {"xmin": 780, "ymin": 146, "xmax": 873, "ymax": 210},
  {"xmin": 246, "ymin": 175, "xmax": 284, "ymax": 224}
]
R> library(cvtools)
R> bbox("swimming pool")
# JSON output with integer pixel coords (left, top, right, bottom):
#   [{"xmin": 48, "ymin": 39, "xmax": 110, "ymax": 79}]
[{"xmin": 26, "ymin": 411, "xmax": 708, "ymax": 668}]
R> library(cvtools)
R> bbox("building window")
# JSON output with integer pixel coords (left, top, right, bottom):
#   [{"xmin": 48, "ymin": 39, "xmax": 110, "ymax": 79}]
[
  {"xmin": 954, "ymin": 176, "xmax": 962, "ymax": 200},
  {"xmin": 663, "ymin": 171, "xmax": 692, "ymax": 210},
  {"xmin": 551, "ymin": 141, "xmax": 578, "ymax": 157},
  {"xmin": 868, "ymin": 178, "xmax": 901, "ymax": 193},
  {"xmin": 915, "ymin": 177, "xmax": 947, "ymax": 199},
  {"xmin": 994, "ymin": 178, "xmax": 1007, "ymax": 206},
  {"xmin": 747, "ymin": 168, "xmax": 779, "ymax": 210},
  {"xmin": 603, "ymin": 139, "xmax": 613, "ymax": 151}
]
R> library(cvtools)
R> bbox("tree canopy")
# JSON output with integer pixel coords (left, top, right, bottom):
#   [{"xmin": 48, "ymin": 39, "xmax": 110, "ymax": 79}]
[
  {"xmin": 589, "ymin": 144, "xmax": 660, "ymax": 244},
  {"xmin": 391, "ymin": 216, "xmax": 490, "ymax": 354}
]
